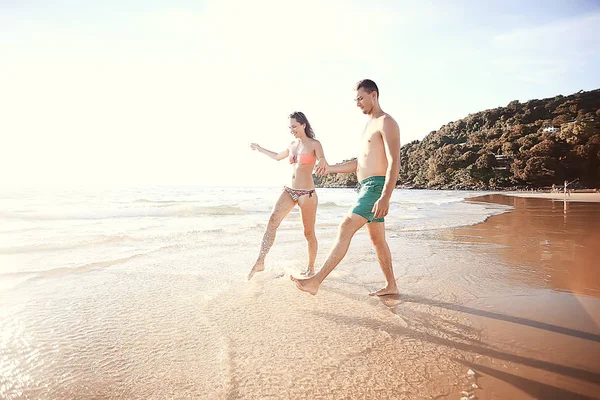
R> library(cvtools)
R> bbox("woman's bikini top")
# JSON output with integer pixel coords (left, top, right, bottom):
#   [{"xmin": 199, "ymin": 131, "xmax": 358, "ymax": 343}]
[{"xmin": 289, "ymin": 153, "xmax": 317, "ymax": 165}]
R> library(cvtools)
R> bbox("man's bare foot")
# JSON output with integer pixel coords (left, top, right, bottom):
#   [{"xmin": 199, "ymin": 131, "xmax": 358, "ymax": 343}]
[
  {"xmin": 368, "ymin": 285, "xmax": 399, "ymax": 296},
  {"xmin": 247, "ymin": 262, "xmax": 264, "ymax": 280},
  {"xmin": 300, "ymin": 267, "xmax": 315, "ymax": 277},
  {"xmin": 290, "ymin": 275, "xmax": 319, "ymax": 295}
]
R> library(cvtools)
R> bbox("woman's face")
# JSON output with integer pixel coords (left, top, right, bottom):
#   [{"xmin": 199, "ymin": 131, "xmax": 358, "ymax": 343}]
[{"xmin": 289, "ymin": 118, "xmax": 306, "ymax": 138}]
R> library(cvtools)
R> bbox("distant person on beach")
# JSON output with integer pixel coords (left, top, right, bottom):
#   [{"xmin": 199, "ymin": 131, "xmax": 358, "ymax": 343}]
[
  {"xmin": 291, "ymin": 79, "xmax": 401, "ymax": 296},
  {"xmin": 247, "ymin": 112, "xmax": 327, "ymax": 280},
  {"xmin": 564, "ymin": 180, "xmax": 571, "ymax": 197}
]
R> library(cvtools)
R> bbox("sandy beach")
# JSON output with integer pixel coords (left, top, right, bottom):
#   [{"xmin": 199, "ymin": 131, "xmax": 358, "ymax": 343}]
[{"xmin": 2, "ymin": 187, "xmax": 599, "ymax": 399}]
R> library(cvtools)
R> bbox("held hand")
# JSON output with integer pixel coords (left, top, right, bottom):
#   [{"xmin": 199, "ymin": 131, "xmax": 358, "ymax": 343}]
[
  {"xmin": 314, "ymin": 159, "xmax": 329, "ymax": 176},
  {"xmin": 250, "ymin": 143, "xmax": 261, "ymax": 151},
  {"xmin": 372, "ymin": 197, "xmax": 390, "ymax": 219}
]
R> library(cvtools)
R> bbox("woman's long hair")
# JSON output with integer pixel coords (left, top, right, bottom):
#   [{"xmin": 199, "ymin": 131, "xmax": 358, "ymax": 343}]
[{"xmin": 289, "ymin": 111, "xmax": 315, "ymax": 139}]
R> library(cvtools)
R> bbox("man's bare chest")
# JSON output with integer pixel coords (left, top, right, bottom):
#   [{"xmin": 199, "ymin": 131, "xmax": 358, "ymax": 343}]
[{"xmin": 360, "ymin": 129, "xmax": 381, "ymax": 147}]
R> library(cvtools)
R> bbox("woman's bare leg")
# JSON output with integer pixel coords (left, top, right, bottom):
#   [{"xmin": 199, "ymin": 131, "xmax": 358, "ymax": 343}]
[
  {"xmin": 248, "ymin": 191, "xmax": 296, "ymax": 280},
  {"xmin": 298, "ymin": 192, "xmax": 318, "ymax": 276}
]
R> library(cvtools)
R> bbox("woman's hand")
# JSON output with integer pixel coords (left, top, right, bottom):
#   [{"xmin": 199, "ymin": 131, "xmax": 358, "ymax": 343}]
[{"xmin": 250, "ymin": 143, "xmax": 262, "ymax": 151}]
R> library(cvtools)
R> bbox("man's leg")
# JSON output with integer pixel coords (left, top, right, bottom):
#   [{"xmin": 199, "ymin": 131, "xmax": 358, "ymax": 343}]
[
  {"xmin": 366, "ymin": 221, "xmax": 399, "ymax": 296},
  {"xmin": 248, "ymin": 191, "xmax": 296, "ymax": 280},
  {"xmin": 291, "ymin": 213, "xmax": 366, "ymax": 295}
]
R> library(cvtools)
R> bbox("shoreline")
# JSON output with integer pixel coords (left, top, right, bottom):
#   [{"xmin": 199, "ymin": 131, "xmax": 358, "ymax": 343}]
[
  {"xmin": 499, "ymin": 191, "xmax": 600, "ymax": 202},
  {"xmin": 315, "ymin": 184, "xmax": 600, "ymax": 199}
]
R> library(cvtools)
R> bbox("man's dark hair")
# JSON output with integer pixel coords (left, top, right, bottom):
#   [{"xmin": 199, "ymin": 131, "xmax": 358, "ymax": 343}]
[{"xmin": 355, "ymin": 79, "xmax": 379, "ymax": 98}]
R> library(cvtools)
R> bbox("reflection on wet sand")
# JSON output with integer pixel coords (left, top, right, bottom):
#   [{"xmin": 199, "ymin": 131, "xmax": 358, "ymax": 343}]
[
  {"xmin": 457, "ymin": 194, "xmax": 600, "ymax": 297},
  {"xmin": 447, "ymin": 194, "xmax": 600, "ymax": 399}
]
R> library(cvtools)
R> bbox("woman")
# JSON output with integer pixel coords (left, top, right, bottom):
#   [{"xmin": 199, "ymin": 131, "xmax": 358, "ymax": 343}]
[{"xmin": 247, "ymin": 111, "xmax": 327, "ymax": 280}]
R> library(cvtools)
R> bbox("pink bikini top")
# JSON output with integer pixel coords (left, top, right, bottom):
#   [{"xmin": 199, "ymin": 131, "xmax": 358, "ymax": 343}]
[{"xmin": 289, "ymin": 153, "xmax": 317, "ymax": 165}]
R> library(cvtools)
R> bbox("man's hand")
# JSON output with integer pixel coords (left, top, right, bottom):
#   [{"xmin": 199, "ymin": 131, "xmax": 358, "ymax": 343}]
[
  {"xmin": 314, "ymin": 159, "xmax": 329, "ymax": 176},
  {"xmin": 372, "ymin": 197, "xmax": 390, "ymax": 219}
]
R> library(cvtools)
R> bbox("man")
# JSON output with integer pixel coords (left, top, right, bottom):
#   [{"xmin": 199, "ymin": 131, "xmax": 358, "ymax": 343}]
[{"xmin": 291, "ymin": 79, "xmax": 401, "ymax": 296}]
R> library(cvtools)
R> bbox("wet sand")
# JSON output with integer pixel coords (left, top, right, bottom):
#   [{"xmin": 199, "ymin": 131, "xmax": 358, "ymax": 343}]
[
  {"xmin": 447, "ymin": 194, "xmax": 600, "ymax": 399},
  {"xmin": 504, "ymin": 191, "xmax": 600, "ymax": 203}
]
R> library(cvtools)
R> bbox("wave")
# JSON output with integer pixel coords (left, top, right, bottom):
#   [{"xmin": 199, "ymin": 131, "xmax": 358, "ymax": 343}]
[
  {"xmin": 388, "ymin": 205, "xmax": 512, "ymax": 233},
  {"xmin": 0, "ymin": 254, "xmax": 143, "ymax": 281},
  {"xmin": 0, "ymin": 235, "xmax": 137, "ymax": 255},
  {"xmin": 0, "ymin": 240, "xmax": 192, "ymax": 282},
  {"xmin": 0, "ymin": 205, "xmax": 252, "ymax": 221},
  {"xmin": 170, "ymin": 223, "xmax": 267, "ymax": 239},
  {"xmin": 131, "ymin": 199, "xmax": 201, "ymax": 205},
  {"xmin": 0, "ymin": 222, "xmax": 269, "ymax": 256},
  {"xmin": 318, "ymin": 201, "xmax": 345, "ymax": 208},
  {"xmin": 390, "ymin": 198, "xmax": 468, "ymax": 207}
]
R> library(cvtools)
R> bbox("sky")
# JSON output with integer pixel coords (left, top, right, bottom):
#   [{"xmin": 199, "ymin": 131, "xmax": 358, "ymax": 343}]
[{"xmin": 1, "ymin": 0, "xmax": 599, "ymax": 187}]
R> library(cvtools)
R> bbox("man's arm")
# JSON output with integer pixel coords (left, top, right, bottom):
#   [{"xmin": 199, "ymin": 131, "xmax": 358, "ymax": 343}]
[
  {"xmin": 380, "ymin": 117, "xmax": 401, "ymax": 200},
  {"xmin": 250, "ymin": 143, "xmax": 289, "ymax": 161},
  {"xmin": 372, "ymin": 117, "xmax": 400, "ymax": 219},
  {"xmin": 326, "ymin": 159, "xmax": 357, "ymax": 174}
]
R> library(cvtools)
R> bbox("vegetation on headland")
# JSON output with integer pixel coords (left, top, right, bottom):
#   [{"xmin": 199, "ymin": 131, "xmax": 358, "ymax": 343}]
[{"xmin": 314, "ymin": 89, "xmax": 600, "ymax": 190}]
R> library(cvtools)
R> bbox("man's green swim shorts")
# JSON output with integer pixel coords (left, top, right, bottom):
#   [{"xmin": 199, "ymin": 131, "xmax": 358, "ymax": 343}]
[{"xmin": 351, "ymin": 176, "xmax": 386, "ymax": 223}]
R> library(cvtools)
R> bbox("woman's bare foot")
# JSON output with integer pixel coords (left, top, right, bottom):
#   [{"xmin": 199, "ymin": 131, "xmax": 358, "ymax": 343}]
[
  {"xmin": 300, "ymin": 267, "xmax": 315, "ymax": 277},
  {"xmin": 368, "ymin": 284, "xmax": 399, "ymax": 296},
  {"xmin": 290, "ymin": 275, "xmax": 319, "ymax": 295},
  {"xmin": 247, "ymin": 262, "xmax": 264, "ymax": 280}
]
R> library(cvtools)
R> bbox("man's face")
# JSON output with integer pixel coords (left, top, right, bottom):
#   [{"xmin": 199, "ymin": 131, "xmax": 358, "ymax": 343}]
[{"xmin": 354, "ymin": 88, "xmax": 374, "ymax": 114}]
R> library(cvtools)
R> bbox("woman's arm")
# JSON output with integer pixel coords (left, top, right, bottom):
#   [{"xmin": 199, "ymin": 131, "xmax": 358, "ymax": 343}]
[
  {"xmin": 250, "ymin": 143, "xmax": 289, "ymax": 161},
  {"xmin": 313, "ymin": 140, "xmax": 328, "ymax": 175}
]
